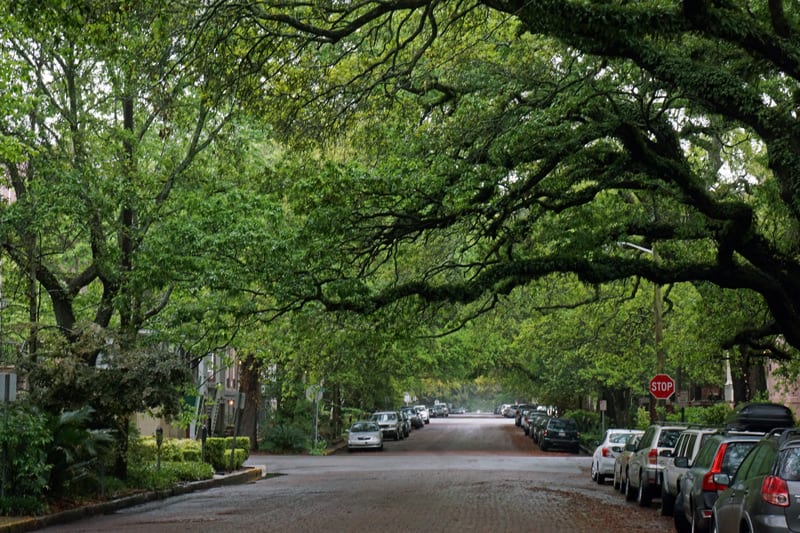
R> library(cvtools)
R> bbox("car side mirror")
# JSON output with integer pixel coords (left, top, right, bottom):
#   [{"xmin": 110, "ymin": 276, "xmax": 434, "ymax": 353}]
[
  {"xmin": 712, "ymin": 473, "xmax": 731, "ymax": 487},
  {"xmin": 674, "ymin": 456, "xmax": 689, "ymax": 468}
]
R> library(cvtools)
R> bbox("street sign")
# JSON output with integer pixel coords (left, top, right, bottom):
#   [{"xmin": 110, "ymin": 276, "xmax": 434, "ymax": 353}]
[
  {"xmin": 649, "ymin": 374, "xmax": 675, "ymax": 400},
  {"xmin": 0, "ymin": 372, "xmax": 16, "ymax": 403}
]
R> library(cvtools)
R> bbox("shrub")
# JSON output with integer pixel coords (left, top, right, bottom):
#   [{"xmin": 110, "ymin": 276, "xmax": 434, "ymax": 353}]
[
  {"xmin": 260, "ymin": 424, "xmax": 308, "ymax": 454},
  {"xmin": 0, "ymin": 404, "xmax": 51, "ymax": 514},
  {"xmin": 203, "ymin": 437, "xmax": 249, "ymax": 472},
  {"xmin": 127, "ymin": 461, "xmax": 214, "ymax": 491}
]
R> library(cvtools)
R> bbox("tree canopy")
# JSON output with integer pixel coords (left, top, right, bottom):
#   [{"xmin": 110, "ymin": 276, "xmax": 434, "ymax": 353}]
[{"xmin": 210, "ymin": 0, "xmax": 800, "ymax": 357}]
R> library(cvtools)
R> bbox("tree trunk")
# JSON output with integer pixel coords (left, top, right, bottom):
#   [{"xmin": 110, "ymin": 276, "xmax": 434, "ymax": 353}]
[{"xmin": 238, "ymin": 353, "xmax": 261, "ymax": 451}]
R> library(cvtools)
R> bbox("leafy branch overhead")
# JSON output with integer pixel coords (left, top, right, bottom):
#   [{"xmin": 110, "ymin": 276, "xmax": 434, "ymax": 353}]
[{"xmin": 218, "ymin": 0, "xmax": 800, "ymax": 351}]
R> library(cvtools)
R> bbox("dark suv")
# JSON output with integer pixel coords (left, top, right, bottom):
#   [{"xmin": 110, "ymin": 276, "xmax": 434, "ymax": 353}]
[
  {"xmin": 673, "ymin": 431, "xmax": 761, "ymax": 533},
  {"xmin": 539, "ymin": 417, "xmax": 580, "ymax": 453},
  {"xmin": 712, "ymin": 428, "xmax": 800, "ymax": 533}
]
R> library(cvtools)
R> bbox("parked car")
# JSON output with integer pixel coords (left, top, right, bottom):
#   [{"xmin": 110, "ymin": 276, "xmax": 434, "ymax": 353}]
[
  {"xmin": 369, "ymin": 411, "xmax": 404, "ymax": 440},
  {"xmin": 520, "ymin": 408, "xmax": 536, "ymax": 435},
  {"xmin": 539, "ymin": 417, "xmax": 580, "ymax": 453},
  {"xmin": 591, "ymin": 429, "xmax": 644, "ymax": 485},
  {"xmin": 673, "ymin": 431, "xmax": 761, "ymax": 533},
  {"xmin": 660, "ymin": 427, "xmax": 719, "ymax": 515},
  {"xmin": 530, "ymin": 414, "xmax": 550, "ymax": 444},
  {"xmin": 414, "ymin": 405, "xmax": 430, "ymax": 424},
  {"xmin": 625, "ymin": 423, "xmax": 688, "ymax": 506},
  {"xmin": 515, "ymin": 404, "xmax": 535, "ymax": 427},
  {"xmin": 712, "ymin": 428, "xmax": 800, "ymax": 533},
  {"xmin": 397, "ymin": 409, "xmax": 411, "ymax": 437},
  {"xmin": 614, "ymin": 434, "xmax": 641, "ymax": 492},
  {"xmin": 401, "ymin": 407, "xmax": 423, "ymax": 429},
  {"xmin": 347, "ymin": 421, "xmax": 384, "ymax": 451},
  {"xmin": 432, "ymin": 404, "xmax": 449, "ymax": 418}
]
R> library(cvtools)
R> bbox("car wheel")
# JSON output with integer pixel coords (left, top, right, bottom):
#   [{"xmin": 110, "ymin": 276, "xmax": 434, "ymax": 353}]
[
  {"xmin": 637, "ymin": 474, "xmax": 651, "ymax": 507},
  {"xmin": 673, "ymin": 496, "xmax": 690, "ymax": 533},
  {"xmin": 591, "ymin": 463, "xmax": 598, "ymax": 482},
  {"xmin": 624, "ymin": 472, "xmax": 636, "ymax": 501},
  {"xmin": 540, "ymin": 441, "xmax": 548, "ymax": 452},
  {"xmin": 660, "ymin": 487, "xmax": 674, "ymax": 516},
  {"xmin": 612, "ymin": 471, "xmax": 620, "ymax": 491}
]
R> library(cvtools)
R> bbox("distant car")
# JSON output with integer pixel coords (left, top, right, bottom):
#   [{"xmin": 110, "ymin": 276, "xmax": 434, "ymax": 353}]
[
  {"xmin": 530, "ymin": 414, "xmax": 551, "ymax": 445},
  {"xmin": 401, "ymin": 407, "xmax": 423, "ymax": 429},
  {"xmin": 515, "ymin": 404, "xmax": 534, "ymax": 427},
  {"xmin": 347, "ymin": 421, "xmax": 384, "ymax": 451},
  {"xmin": 414, "ymin": 405, "xmax": 430, "ymax": 424},
  {"xmin": 369, "ymin": 411, "xmax": 404, "ymax": 440},
  {"xmin": 673, "ymin": 431, "xmax": 761, "ymax": 533},
  {"xmin": 591, "ymin": 429, "xmax": 644, "ymax": 484},
  {"xmin": 712, "ymin": 428, "xmax": 800, "ymax": 533},
  {"xmin": 613, "ymin": 435, "xmax": 641, "ymax": 493},
  {"xmin": 397, "ymin": 409, "xmax": 411, "ymax": 437},
  {"xmin": 660, "ymin": 427, "xmax": 719, "ymax": 515},
  {"xmin": 625, "ymin": 423, "xmax": 688, "ymax": 506},
  {"xmin": 432, "ymin": 404, "xmax": 449, "ymax": 418},
  {"xmin": 539, "ymin": 417, "xmax": 580, "ymax": 453}
]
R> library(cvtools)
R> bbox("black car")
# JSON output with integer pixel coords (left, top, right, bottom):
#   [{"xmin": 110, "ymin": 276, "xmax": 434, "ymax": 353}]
[{"xmin": 539, "ymin": 417, "xmax": 580, "ymax": 453}]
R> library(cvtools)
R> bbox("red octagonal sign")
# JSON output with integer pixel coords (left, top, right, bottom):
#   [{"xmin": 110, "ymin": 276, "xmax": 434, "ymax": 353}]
[{"xmin": 650, "ymin": 374, "xmax": 675, "ymax": 400}]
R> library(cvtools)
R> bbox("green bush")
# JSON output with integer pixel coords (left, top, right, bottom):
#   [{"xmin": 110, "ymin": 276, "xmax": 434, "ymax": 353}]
[
  {"xmin": 203, "ymin": 437, "xmax": 249, "ymax": 472},
  {"xmin": 0, "ymin": 404, "xmax": 52, "ymax": 514},
  {"xmin": 261, "ymin": 424, "xmax": 308, "ymax": 454},
  {"xmin": 127, "ymin": 460, "xmax": 214, "ymax": 491}
]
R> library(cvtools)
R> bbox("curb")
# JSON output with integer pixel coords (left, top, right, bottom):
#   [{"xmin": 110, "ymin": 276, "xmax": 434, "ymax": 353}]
[{"xmin": 0, "ymin": 466, "xmax": 265, "ymax": 533}]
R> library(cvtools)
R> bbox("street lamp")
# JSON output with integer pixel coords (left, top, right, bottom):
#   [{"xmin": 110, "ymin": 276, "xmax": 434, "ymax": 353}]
[{"xmin": 618, "ymin": 241, "xmax": 666, "ymax": 421}]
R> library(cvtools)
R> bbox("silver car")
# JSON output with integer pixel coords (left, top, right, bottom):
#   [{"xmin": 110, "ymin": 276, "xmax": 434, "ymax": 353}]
[
  {"xmin": 370, "ymin": 411, "xmax": 404, "ymax": 440},
  {"xmin": 712, "ymin": 429, "xmax": 800, "ymax": 533},
  {"xmin": 347, "ymin": 421, "xmax": 384, "ymax": 451}
]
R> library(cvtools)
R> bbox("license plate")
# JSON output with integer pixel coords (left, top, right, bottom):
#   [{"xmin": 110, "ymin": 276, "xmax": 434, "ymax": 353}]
[{"xmin": 559, "ymin": 431, "xmax": 566, "ymax": 437}]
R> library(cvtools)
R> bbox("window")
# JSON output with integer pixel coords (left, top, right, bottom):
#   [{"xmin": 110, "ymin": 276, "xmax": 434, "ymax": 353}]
[{"xmin": 777, "ymin": 448, "xmax": 800, "ymax": 481}]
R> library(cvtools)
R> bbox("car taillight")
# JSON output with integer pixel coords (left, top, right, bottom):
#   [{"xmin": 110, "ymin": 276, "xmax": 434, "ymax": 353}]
[
  {"xmin": 762, "ymin": 476, "xmax": 790, "ymax": 507},
  {"xmin": 701, "ymin": 443, "xmax": 729, "ymax": 492},
  {"xmin": 648, "ymin": 448, "xmax": 658, "ymax": 466},
  {"xmin": 602, "ymin": 447, "xmax": 610, "ymax": 457}
]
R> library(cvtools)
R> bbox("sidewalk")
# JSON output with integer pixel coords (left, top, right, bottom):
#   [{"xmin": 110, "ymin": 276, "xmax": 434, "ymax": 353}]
[{"xmin": 0, "ymin": 466, "xmax": 265, "ymax": 533}]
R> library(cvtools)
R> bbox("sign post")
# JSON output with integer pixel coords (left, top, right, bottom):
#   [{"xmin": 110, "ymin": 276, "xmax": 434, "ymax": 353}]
[{"xmin": 649, "ymin": 374, "xmax": 675, "ymax": 400}]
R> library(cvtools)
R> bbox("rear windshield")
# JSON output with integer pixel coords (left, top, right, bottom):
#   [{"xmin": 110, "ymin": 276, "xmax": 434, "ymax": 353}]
[
  {"xmin": 777, "ymin": 448, "xmax": 800, "ymax": 481},
  {"xmin": 657, "ymin": 429, "xmax": 684, "ymax": 448},
  {"xmin": 548, "ymin": 419, "xmax": 577, "ymax": 430}
]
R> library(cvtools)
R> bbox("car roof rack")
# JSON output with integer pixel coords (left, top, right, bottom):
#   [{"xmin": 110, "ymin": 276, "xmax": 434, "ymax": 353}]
[{"xmin": 766, "ymin": 427, "xmax": 800, "ymax": 444}]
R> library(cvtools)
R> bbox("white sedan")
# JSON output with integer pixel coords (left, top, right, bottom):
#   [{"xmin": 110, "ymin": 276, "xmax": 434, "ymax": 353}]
[{"xmin": 591, "ymin": 428, "xmax": 643, "ymax": 484}]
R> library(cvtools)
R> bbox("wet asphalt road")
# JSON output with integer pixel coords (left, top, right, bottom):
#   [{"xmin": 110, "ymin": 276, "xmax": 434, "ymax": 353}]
[{"xmin": 39, "ymin": 415, "xmax": 673, "ymax": 532}]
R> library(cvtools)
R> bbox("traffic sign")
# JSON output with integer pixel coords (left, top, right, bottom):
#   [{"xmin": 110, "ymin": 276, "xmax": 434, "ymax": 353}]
[{"xmin": 649, "ymin": 374, "xmax": 675, "ymax": 400}]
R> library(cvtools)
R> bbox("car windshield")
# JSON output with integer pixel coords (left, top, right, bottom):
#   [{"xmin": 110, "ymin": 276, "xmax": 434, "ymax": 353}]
[
  {"xmin": 548, "ymin": 419, "xmax": 576, "ymax": 430},
  {"xmin": 372, "ymin": 413, "xmax": 395, "ymax": 422},
  {"xmin": 658, "ymin": 429, "xmax": 684, "ymax": 448},
  {"xmin": 351, "ymin": 422, "xmax": 379, "ymax": 432},
  {"xmin": 609, "ymin": 433, "xmax": 636, "ymax": 444}
]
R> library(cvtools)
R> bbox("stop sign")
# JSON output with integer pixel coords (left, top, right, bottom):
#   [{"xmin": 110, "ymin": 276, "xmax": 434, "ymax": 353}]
[{"xmin": 650, "ymin": 374, "xmax": 675, "ymax": 400}]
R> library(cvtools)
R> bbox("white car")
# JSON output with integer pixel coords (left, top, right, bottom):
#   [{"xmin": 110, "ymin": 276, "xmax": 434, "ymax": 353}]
[
  {"xmin": 591, "ymin": 429, "xmax": 644, "ymax": 484},
  {"xmin": 414, "ymin": 405, "xmax": 430, "ymax": 424}
]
